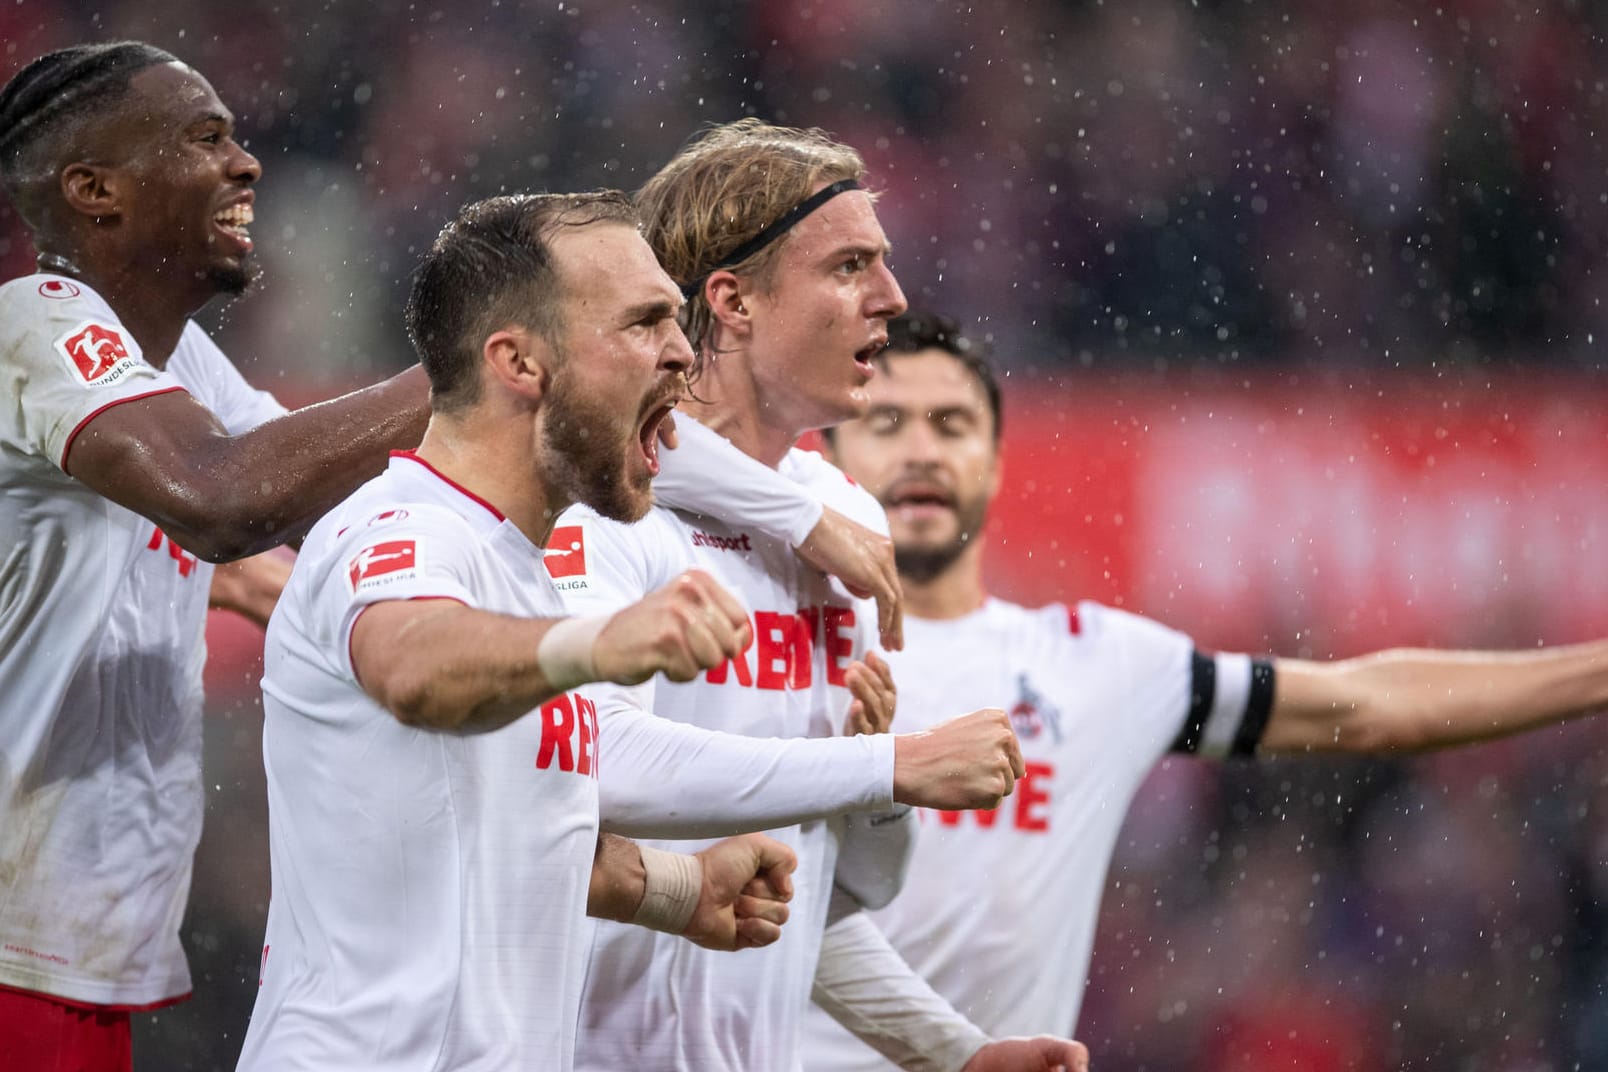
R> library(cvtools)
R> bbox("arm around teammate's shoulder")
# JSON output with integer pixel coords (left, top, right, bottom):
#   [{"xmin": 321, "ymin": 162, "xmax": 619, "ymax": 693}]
[
  {"xmin": 1258, "ymin": 638, "xmax": 1608, "ymax": 755},
  {"xmin": 66, "ymin": 365, "xmax": 429, "ymax": 562}
]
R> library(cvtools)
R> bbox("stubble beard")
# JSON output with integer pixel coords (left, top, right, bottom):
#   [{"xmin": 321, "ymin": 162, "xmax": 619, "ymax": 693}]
[{"xmin": 890, "ymin": 494, "xmax": 989, "ymax": 585}]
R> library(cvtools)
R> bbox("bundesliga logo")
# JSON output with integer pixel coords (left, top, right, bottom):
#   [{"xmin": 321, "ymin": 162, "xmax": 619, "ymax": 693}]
[
  {"xmin": 56, "ymin": 322, "xmax": 135, "ymax": 386},
  {"xmin": 348, "ymin": 540, "xmax": 417, "ymax": 589},
  {"xmin": 545, "ymin": 525, "xmax": 587, "ymax": 578}
]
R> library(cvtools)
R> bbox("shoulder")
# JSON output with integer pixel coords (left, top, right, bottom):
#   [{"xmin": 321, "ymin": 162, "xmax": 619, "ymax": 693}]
[
  {"xmin": 783, "ymin": 448, "xmax": 888, "ymax": 534},
  {"xmin": 0, "ymin": 275, "xmax": 137, "ymax": 357}
]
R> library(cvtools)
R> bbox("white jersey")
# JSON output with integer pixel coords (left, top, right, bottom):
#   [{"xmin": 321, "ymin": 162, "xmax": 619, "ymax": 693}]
[
  {"xmin": 238, "ymin": 452, "xmax": 607, "ymax": 1071},
  {"xmin": 557, "ymin": 446, "xmax": 885, "ymax": 1072},
  {"xmin": 803, "ymin": 599, "xmax": 1273, "ymax": 1069},
  {"xmin": 0, "ymin": 273, "xmax": 284, "ymax": 1008}
]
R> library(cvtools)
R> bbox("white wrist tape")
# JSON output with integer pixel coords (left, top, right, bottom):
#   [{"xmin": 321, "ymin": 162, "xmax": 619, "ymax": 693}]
[
  {"xmin": 536, "ymin": 615, "xmax": 611, "ymax": 693},
  {"xmin": 631, "ymin": 846, "xmax": 702, "ymax": 935}
]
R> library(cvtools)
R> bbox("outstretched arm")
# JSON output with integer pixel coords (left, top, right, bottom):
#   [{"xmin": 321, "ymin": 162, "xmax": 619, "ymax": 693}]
[
  {"xmin": 1260, "ymin": 639, "xmax": 1608, "ymax": 754},
  {"xmin": 67, "ymin": 366, "xmax": 430, "ymax": 561}
]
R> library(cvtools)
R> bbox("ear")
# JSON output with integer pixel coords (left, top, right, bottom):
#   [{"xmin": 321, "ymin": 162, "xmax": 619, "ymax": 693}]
[
  {"xmin": 703, "ymin": 269, "xmax": 752, "ymax": 342},
  {"xmin": 482, "ymin": 327, "xmax": 550, "ymax": 403},
  {"xmin": 60, "ymin": 163, "xmax": 122, "ymax": 222}
]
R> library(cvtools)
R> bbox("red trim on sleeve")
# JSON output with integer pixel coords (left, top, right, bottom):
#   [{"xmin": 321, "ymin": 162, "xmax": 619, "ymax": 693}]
[
  {"xmin": 348, "ymin": 595, "xmax": 469, "ymax": 691},
  {"xmin": 390, "ymin": 451, "xmax": 506, "ymax": 522},
  {"xmin": 58, "ymin": 385, "xmax": 189, "ymax": 472},
  {"xmin": 0, "ymin": 979, "xmax": 191, "ymax": 1013}
]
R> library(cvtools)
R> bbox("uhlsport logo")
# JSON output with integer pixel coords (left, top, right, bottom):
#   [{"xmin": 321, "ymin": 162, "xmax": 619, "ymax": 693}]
[
  {"xmin": 545, "ymin": 525, "xmax": 587, "ymax": 579},
  {"xmin": 348, "ymin": 539, "xmax": 418, "ymax": 591},
  {"xmin": 55, "ymin": 322, "xmax": 137, "ymax": 386}
]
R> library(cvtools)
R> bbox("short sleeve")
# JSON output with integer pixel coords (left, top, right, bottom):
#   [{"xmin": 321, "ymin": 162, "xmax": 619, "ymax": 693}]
[
  {"xmin": 323, "ymin": 507, "xmax": 486, "ymax": 675},
  {"xmin": 0, "ymin": 278, "xmax": 183, "ymax": 469},
  {"xmin": 170, "ymin": 322, "xmax": 288, "ymax": 433}
]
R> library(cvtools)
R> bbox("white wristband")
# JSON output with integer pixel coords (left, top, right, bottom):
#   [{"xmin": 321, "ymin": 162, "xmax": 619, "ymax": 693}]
[
  {"xmin": 536, "ymin": 615, "xmax": 611, "ymax": 693},
  {"xmin": 632, "ymin": 846, "xmax": 702, "ymax": 935}
]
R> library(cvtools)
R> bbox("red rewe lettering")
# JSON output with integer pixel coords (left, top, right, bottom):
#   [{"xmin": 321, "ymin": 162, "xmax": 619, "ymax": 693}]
[
  {"xmin": 536, "ymin": 695, "xmax": 577, "ymax": 772},
  {"xmin": 1015, "ymin": 761, "xmax": 1053, "ymax": 831},
  {"xmin": 822, "ymin": 606, "xmax": 856, "ymax": 685},
  {"xmin": 754, "ymin": 611, "xmax": 796, "ymax": 691},
  {"xmin": 931, "ymin": 762, "xmax": 1053, "ymax": 833},
  {"xmin": 575, "ymin": 695, "xmax": 598, "ymax": 778},
  {"xmin": 146, "ymin": 526, "xmax": 197, "ymax": 578}
]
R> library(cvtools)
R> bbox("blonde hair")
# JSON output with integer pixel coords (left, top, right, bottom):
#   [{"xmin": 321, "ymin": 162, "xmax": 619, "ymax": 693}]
[{"xmin": 636, "ymin": 118, "xmax": 866, "ymax": 354}]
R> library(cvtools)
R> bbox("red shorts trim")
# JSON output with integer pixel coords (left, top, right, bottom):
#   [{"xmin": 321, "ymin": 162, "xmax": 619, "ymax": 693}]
[{"xmin": 0, "ymin": 986, "xmax": 133, "ymax": 1072}]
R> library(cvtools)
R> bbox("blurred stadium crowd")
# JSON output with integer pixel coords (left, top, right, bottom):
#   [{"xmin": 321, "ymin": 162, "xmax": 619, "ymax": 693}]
[{"xmin": 3, "ymin": 0, "xmax": 1606, "ymax": 1069}]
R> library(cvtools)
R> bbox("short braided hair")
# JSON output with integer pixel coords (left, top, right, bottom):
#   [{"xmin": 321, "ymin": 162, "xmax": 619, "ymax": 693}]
[{"xmin": 0, "ymin": 41, "xmax": 177, "ymax": 227}]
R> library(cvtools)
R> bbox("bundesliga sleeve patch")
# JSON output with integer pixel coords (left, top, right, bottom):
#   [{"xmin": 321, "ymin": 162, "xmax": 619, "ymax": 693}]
[
  {"xmin": 544, "ymin": 524, "xmax": 588, "ymax": 579},
  {"xmin": 54, "ymin": 321, "xmax": 140, "ymax": 387},
  {"xmin": 348, "ymin": 539, "xmax": 419, "ymax": 592}
]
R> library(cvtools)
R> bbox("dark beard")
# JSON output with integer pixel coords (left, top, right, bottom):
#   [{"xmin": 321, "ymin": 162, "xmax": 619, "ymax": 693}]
[
  {"xmin": 206, "ymin": 253, "xmax": 259, "ymax": 297},
  {"xmin": 895, "ymin": 539, "xmax": 969, "ymax": 585},
  {"xmin": 539, "ymin": 369, "xmax": 646, "ymax": 524}
]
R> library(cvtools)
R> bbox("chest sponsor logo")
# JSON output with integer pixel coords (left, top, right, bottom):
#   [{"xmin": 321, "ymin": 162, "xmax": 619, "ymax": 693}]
[
  {"xmin": 38, "ymin": 279, "xmax": 81, "ymax": 299},
  {"xmin": 348, "ymin": 539, "xmax": 418, "ymax": 591},
  {"xmin": 536, "ymin": 693, "xmax": 600, "ymax": 779},
  {"xmin": 544, "ymin": 525, "xmax": 588, "ymax": 579},
  {"xmin": 704, "ymin": 604, "xmax": 860, "ymax": 691},
  {"xmin": 691, "ymin": 530, "xmax": 753, "ymax": 552},
  {"xmin": 931, "ymin": 760, "xmax": 1055, "ymax": 834},
  {"xmin": 1009, "ymin": 672, "xmax": 1063, "ymax": 744},
  {"xmin": 55, "ymin": 322, "xmax": 138, "ymax": 387}
]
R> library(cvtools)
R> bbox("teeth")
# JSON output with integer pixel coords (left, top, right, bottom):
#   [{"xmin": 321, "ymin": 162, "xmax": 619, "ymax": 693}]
[{"xmin": 214, "ymin": 204, "xmax": 254, "ymax": 227}]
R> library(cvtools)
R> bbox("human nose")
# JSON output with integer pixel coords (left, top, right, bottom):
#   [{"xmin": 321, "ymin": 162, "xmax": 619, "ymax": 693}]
[
  {"xmin": 869, "ymin": 260, "xmax": 907, "ymax": 320},
  {"xmin": 661, "ymin": 323, "xmax": 695, "ymax": 375},
  {"xmin": 229, "ymin": 141, "xmax": 262, "ymax": 185}
]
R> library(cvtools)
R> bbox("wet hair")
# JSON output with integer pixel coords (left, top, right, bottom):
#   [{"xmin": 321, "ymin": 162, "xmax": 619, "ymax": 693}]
[
  {"xmin": 822, "ymin": 312, "xmax": 1003, "ymax": 445},
  {"xmin": 0, "ymin": 41, "xmax": 178, "ymax": 228},
  {"xmin": 635, "ymin": 118, "xmax": 866, "ymax": 354},
  {"xmin": 405, "ymin": 191, "xmax": 639, "ymax": 413}
]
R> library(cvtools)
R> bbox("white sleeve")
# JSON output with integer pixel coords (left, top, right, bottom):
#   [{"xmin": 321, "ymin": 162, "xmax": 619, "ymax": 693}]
[
  {"xmin": 812, "ymin": 903, "xmax": 990, "ymax": 1072},
  {"xmin": 597, "ymin": 704, "xmax": 897, "ymax": 838},
  {"xmin": 0, "ymin": 281, "xmax": 182, "ymax": 468},
  {"xmin": 831, "ymin": 805, "xmax": 915, "ymax": 910},
  {"xmin": 652, "ymin": 415, "xmax": 823, "ymax": 546}
]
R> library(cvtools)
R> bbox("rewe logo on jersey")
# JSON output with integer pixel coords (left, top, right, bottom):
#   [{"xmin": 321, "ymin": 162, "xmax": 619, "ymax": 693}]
[
  {"xmin": 348, "ymin": 539, "xmax": 418, "ymax": 591},
  {"xmin": 545, "ymin": 525, "xmax": 587, "ymax": 579},
  {"xmin": 55, "ymin": 322, "xmax": 137, "ymax": 387}
]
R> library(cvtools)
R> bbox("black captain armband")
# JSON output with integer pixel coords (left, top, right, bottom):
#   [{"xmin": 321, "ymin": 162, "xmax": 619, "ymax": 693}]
[{"xmin": 1169, "ymin": 652, "xmax": 1276, "ymax": 759}]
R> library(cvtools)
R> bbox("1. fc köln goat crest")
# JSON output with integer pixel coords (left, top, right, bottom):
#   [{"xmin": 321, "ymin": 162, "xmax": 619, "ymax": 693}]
[{"xmin": 1009, "ymin": 672, "xmax": 1063, "ymax": 744}]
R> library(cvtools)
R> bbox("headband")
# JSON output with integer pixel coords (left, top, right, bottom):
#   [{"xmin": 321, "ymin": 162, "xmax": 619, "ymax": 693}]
[{"xmin": 679, "ymin": 178, "xmax": 862, "ymax": 300}]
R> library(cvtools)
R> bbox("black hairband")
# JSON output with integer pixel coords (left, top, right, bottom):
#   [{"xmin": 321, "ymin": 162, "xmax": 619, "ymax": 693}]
[{"xmin": 679, "ymin": 178, "xmax": 862, "ymax": 300}]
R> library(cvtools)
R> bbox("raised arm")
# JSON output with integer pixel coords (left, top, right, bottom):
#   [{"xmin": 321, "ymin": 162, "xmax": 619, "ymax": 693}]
[
  {"xmin": 66, "ymin": 366, "xmax": 429, "ymax": 561},
  {"xmin": 353, "ymin": 569, "xmax": 752, "ymax": 734},
  {"xmin": 1259, "ymin": 639, "xmax": 1608, "ymax": 754}
]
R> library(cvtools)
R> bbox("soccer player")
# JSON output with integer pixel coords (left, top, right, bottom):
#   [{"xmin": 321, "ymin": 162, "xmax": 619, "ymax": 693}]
[
  {"xmin": 0, "ymin": 41, "xmax": 435, "ymax": 1069},
  {"xmin": 236, "ymin": 192, "xmax": 1038, "ymax": 1071},
  {"xmin": 561, "ymin": 122, "xmax": 1089, "ymax": 1072},
  {"xmin": 790, "ymin": 313, "xmax": 1608, "ymax": 1068}
]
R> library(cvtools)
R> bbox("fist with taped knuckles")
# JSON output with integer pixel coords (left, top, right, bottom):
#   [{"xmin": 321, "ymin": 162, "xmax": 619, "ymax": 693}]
[
  {"xmin": 963, "ymin": 1036, "xmax": 1091, "ymax": 1072},
  {"xmin": 890, "ymin": 708, "xmax": 1025, "ymax": 811},
  {"xmin": 592, "ymin": 569, "xmax": 753, "ymax": 685}
]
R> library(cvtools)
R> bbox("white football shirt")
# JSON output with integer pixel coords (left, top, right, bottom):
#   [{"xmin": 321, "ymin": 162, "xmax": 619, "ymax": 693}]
[
  {"xmin": 0, "ymin": 273, "xmax": 284, "ymax": 1008},
  {"xmin": 802, "ymin": 599, "xmax": 1273, "ymax": 1069},
  {"xmin": 238, "ymin": 451, "xmax": 610, "ymax": 1071},
  {"xmin": 557, "ymin": 445, "xmax": 886, "ymax": 1072}
]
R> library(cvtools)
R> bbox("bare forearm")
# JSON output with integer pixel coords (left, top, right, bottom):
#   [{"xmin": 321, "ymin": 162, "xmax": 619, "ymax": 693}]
[
  {"xmin": 361, "ymin": 605, "xmax": 569, "ymax": 733},
  {"xmin": 1265, "ymin": 640, "xmax": 1608, "ymax": 754},
  {"xmin": 587, "ymin": 834, "xmax": 648, "ymax": 922}
]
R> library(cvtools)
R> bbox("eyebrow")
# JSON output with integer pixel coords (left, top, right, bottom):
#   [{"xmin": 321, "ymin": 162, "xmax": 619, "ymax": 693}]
[
  {"xmin": 820, "ymin": 239, "xmax": 893, "ymax": 265},
  {"xmin": 621, "ymin": 298, "xmax": 680, "ymax": 323}
]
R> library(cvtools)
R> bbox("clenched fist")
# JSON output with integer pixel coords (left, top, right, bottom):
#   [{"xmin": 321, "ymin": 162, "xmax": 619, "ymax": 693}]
[
  {"xmin": 594, "ymin": 569, "xmax": 752, "ymax": 685},
  {"xmin": 891, "ymin": 708, "xmax": 1025, "ymax": 811}
]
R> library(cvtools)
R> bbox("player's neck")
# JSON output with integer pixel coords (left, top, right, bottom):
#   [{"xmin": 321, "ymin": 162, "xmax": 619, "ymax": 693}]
[
  {"xmin": 902, "ymin": 547, "xmax": 988, "ymax": 621},
  {"xmin": 413, "ymin": 418, "xmax": 567, "ymax": 548},
  {"xmin": 679, "ymin": 382, "xmax": 795, "ymax": 468}
]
